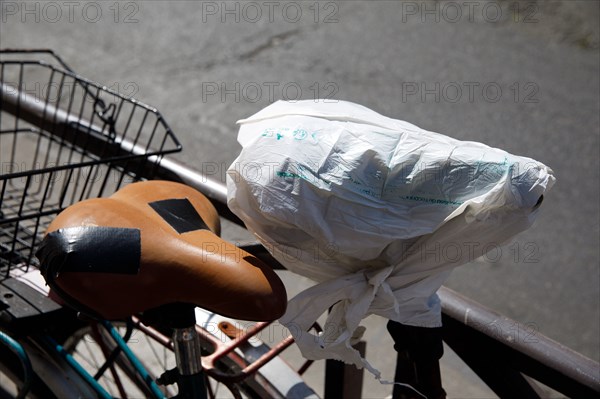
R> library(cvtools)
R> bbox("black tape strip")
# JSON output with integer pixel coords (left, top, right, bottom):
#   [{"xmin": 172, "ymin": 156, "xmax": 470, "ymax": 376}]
[
  {"xmin": 36, "ymin": 226, "xmax": 141, "ymax": 278},
  {"xmin": 148, "ymin": 198, "xmax": 209, "ymax": 234}
]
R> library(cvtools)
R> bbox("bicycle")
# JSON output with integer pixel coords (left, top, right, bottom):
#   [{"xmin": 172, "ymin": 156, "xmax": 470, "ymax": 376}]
[{"xmin": 0, "ymin": 49, "xmax": 319, "ymax": 399}]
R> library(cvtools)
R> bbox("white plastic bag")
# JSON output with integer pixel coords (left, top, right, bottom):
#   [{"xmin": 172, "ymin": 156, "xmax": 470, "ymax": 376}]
[{"xmin": 226, "ymin": 100, "xmax": 555, "ymax": 378}]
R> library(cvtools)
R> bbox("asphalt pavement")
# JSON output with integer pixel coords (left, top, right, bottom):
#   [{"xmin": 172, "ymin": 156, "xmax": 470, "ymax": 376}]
[{"xmin": 1, "ymin": 1, "xmax": 598, "ymax": 397}]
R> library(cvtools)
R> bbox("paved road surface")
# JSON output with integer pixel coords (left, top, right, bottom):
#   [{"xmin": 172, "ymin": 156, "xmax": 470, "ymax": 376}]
[{"xmin": 2, "ymin": 1, "xmax": 598, "ymax": 397}]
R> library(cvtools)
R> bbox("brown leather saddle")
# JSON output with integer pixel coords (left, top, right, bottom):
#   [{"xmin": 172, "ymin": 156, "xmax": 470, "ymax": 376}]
[{"xmin": 36, "ymin": 181, "xmax": 287, "ymax": 321}]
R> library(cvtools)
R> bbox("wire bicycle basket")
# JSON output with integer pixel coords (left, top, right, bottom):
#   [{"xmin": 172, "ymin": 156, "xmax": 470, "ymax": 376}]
[{"xmin": 0, "ymin": 49, "xmax": 182, "ymax": 276}]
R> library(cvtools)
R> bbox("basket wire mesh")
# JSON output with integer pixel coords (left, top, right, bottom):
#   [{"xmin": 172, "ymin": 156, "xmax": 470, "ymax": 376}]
[{"xmin": 0, "ymin": 50, "xmax": 181, "ymax": 276}]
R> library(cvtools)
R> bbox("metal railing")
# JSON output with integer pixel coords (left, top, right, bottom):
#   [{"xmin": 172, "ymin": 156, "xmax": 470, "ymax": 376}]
[{"xmin": 2, "ymin": 80, "xmax": 599, "ymax": 399}]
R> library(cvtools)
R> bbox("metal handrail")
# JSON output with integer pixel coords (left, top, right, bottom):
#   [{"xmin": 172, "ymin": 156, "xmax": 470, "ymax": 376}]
[
  {"xmin": 134, "ymin": 145, "xmax": 600, "ymax": 399},
  {"xmin": 2, "ymin": 80, "xmax": 599, "ymax": 399},
  {"xmin": 439, "ymin": 286, "xmax": 599, "ymax": 398}
]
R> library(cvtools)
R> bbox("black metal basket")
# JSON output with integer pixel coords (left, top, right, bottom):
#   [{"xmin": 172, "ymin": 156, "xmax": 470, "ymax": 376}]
[{"xmin": 0, "ymin": 49, "xmax": 182, "ymax": 276}]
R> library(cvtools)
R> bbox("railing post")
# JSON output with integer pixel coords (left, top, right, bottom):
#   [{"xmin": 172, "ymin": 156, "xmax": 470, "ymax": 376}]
[
  {"xmin": 324, "ymin": 341, "xmax": 366, "ymax": 399},
  {"xmin": 387, "ymin": 321, "xmax": 446, "ymax": 399}
]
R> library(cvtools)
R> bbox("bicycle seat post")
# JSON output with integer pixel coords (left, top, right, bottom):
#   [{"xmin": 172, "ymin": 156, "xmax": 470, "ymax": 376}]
[{"xmin": 163, "ymin": 303, "xmax": 207, "ymax": 399}]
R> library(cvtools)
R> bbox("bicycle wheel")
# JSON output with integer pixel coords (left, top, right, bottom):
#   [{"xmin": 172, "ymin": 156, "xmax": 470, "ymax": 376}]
[
  {"xmin": 0, "ymin": 331, "xmax": 107, "ymax": 399},
  {"xmin": 61, "ymin": 322, "xmax": 173, "ymax": 399},
  {"xmin": 61, "ymin": 310, "xmax": 318, "ymax": 399},
  {"xmin": 0, "ymin": 336, "xmax": 55, "ymax": 399}
]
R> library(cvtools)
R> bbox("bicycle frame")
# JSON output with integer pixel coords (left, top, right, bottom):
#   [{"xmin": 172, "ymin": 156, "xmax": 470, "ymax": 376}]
[
  {"xmin": 2, "ymin": 302, "xmax": 313, "ymax": 399},
  {"xmin": 2, "ymin": 49, "xmax": 597, "ymax": 399},
  {"xmin": 2, "ymin": 320, "xmax": 166, "ymax": 399}
]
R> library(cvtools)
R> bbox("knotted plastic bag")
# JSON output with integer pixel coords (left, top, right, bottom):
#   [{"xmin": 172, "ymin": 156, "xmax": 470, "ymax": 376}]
[{"xmin": 226, "ymin": 100, "xmax": 555, "ymax": 378}]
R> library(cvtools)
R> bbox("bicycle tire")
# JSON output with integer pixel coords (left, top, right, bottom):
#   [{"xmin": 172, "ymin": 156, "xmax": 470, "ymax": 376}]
[
  {"xmin": 0, "ymin": 332, "xmax": 104, "ymax": 399},
  {"xmin": 0, "ymin": 338, "xmax": 56, "ymax": 399}
]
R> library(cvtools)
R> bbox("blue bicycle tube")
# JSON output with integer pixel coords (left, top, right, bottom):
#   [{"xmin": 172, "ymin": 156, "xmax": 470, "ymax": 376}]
[
  {"xmin": 45, "ymin": 336, "xmax": 113, "ymax": 399},
  {"xmin": 102, "ymin": 320, "xmax": 167, "ymax": 399},
  {"xmin": 0, "ymin": 331, "xmax": 32, "ymax": 399}
]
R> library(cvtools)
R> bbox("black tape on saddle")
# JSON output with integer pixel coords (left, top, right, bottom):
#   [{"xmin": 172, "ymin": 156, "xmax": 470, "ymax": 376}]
[
  {"xmin": 35, "ymin": 226, "xmax": 141, "ymax": 320},
  {"xmin": 148, "ymin": 198, "xmax": 210, "ymax": 234},
  {"xmin": 36, "ymin": 226, "xmax": 141, "ymax": 279}
]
